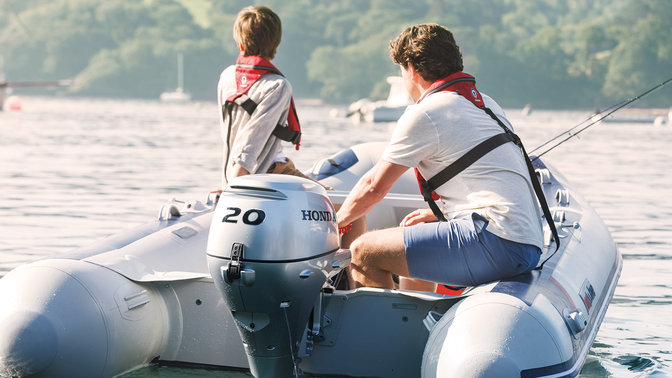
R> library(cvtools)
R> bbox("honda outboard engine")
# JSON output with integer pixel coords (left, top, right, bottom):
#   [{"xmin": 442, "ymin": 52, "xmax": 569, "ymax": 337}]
[{"xmin": 207, "ymin": 175, "xmax": 341, "ymax": 377}]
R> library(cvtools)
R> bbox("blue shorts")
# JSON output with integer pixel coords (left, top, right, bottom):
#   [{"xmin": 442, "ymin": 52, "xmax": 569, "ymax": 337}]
[{"xmin": 403, "ymin": 214, "xmax": 540, "ymax": 287}]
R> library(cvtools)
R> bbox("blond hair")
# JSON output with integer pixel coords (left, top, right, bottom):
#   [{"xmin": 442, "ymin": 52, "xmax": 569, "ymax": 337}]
[{"xmin": 233, "ymin": 6, "xmax": 282, "ymax": 60}]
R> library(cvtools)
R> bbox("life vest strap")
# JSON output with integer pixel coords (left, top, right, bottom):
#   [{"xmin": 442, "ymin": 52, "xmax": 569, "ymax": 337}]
[
  {"xmin": 418, "ymin": 113, "xmax": 560, "ymax": 257},
  {"xmin": 416, "ymin": 71, "xmax": 559, "ymax": 256},
  {"xmin": 424, "ymin": 132, "xmax": 516, "ymax": 196},
  {"xmin": 272, "ymin": 124, "xmax": 302, "ymax": 144},
  {"xmin": 225, "ymin": 94, "xmax": 301, "ymax": 144},
  {"xmin": 223, "ymin": 55, "xmax": 302, "ymax": 150},
  {"xmin": 228, "ymin": 93, "xmax": 257, "ymax": 115},
  {"xmin": 222, "ymin": 102, "xmax": 234, "ymax": 181}
]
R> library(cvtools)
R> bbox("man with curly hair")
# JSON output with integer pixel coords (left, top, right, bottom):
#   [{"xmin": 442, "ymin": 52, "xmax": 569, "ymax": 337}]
[{"xmin": 337, "ymin": 24, "xmax": 544, "ymax": 291}]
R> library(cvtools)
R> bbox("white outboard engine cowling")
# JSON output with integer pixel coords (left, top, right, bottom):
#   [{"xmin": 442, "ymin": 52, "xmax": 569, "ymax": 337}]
[{"xmin": 206, "ymin": 175, "xmax": 340, "ymax": 377}]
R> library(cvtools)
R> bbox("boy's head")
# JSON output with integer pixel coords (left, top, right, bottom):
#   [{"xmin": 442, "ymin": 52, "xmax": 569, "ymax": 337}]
[
  {"xmin": 233, "ymin": 6, "xmax": 282, "ymax": 60},
  {"xmin": 389, "ymin": 23, "xmax": 463, "ymax": 82}
]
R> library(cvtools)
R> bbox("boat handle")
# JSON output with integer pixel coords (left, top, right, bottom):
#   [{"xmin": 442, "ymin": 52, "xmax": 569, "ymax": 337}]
[{"xmin": 423, "ymin": 310, "xmax": 444, "ymax": 332}]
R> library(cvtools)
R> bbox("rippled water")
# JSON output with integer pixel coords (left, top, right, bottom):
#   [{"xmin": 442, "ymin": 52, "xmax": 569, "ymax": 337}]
[{"xmin": 1, "ymin": 97, "xmax": 670, "ymax": 376}]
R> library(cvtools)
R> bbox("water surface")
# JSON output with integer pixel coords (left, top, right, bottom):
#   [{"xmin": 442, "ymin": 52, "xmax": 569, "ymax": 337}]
[{"xmin": 1, "ymin": 97, "xmax": 670, "ymax": 376}]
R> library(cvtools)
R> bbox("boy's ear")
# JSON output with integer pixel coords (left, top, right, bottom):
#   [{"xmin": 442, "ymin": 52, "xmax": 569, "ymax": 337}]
[{"xmin": 238, "ymin": 43, "xmax": 245, "ymax": 52}]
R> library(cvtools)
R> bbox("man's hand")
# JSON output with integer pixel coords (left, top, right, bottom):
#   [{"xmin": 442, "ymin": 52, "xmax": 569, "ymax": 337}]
[{"xmin": 400, "ymin": 208, "xmax": 437, "ymax": 227}]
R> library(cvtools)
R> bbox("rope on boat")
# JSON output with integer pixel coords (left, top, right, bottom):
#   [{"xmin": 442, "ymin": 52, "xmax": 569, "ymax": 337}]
[{"xmin": 282, "ymin": 303, "xmax": 301, "ymax": 378}]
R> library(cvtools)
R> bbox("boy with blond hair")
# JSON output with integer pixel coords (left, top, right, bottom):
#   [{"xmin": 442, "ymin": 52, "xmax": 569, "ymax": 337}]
[{"xmin": 217, "ymin": 6, "xmax": 315, "ymax": 189}]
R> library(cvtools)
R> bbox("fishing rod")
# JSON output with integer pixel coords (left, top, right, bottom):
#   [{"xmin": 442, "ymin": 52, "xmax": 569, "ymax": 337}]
[{"xmin": 530, "ymin": 76, "xmax": 672, "ymax": 161}]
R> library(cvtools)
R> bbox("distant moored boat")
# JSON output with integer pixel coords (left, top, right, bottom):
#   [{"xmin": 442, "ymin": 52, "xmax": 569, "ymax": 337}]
[{"xmin": 160, "ymin": 53, "xmax": 191, "ymax": 102}]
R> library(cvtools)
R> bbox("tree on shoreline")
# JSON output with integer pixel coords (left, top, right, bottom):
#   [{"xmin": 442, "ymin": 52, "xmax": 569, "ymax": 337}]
[{"xmin": 1, "ymin": 0, "xmax": 669, "ymax": 108}]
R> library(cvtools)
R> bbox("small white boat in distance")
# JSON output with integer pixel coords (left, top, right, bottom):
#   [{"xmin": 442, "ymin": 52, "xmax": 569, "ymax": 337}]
[
  {"xmin": 160, "ymin": 53, "xmax": 191, "ymax": 102},
  {"xmin": 160, "ymin": 87, "xmax": 191, "ymax": 102},
  {"xmin": 347, "ymin": 76, "xmax": 412, "ymax": 122}
]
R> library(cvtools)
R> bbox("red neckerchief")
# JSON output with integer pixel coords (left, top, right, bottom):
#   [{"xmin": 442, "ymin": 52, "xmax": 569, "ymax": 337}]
[
  {"xmin": 414, "ymin": 71, "xmax": 483, "ymax": 201},
  {"xmin": 228, "ymin": 55, "xmax": 301, "ymax": 150}
]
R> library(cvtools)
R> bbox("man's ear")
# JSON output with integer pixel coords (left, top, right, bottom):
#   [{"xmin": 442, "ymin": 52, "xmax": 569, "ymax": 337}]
[{"xmin": 407, "ymin": 64, "xmax": 419, "ymax": 80}]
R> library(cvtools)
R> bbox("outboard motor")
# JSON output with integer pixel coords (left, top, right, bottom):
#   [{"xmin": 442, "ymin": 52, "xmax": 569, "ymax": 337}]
[{"xmin": 206, "ymin": 175, "xmax": 342, "ymax": 377}]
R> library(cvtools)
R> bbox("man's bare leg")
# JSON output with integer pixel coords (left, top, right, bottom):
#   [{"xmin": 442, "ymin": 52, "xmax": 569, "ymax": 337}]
[
  {"xmin": 399, "ymin": 277, "xmax": 437, "ymax": 292},
  {"xmin": 347, "ymin": 227, "xmax": 409, "ymax": 288},
  {"xmin": 338, "ymin": 217, "xmax": 366, "ymax": 289},
  {"xmin": 333, "ymin": 203, "xmax": 367, "ymax": 289},
  {"xmin": 340, "ymin": 216, "xmax": 366, "ymax": 249}
]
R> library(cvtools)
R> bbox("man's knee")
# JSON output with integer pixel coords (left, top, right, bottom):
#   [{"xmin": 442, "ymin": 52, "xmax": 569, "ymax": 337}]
[
  {"xmin": 348, "ymin": 228, "xmax": 404, "ymax": 265},
  {"xmin": 348, "ymin": 234, "xmax": 366, "ymax": 261},
  {"xmin": 348, "ymin": 232, "xmax": 380, "ymax": 269}
]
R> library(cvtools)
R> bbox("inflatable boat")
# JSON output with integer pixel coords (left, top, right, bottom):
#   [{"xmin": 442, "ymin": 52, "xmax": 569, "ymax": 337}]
[{"xmin": 0, "ymin": 142, "xmax": 621, "ymax": 377}]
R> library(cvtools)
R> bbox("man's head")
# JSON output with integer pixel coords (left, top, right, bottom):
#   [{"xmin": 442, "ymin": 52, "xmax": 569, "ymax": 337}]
[
  {"xmin": 233, "ymin": 6, "xmax": 282, "ymax": 60},
  {"xmin": 389, "ymin": 24, "xmax": 463, "ymax": 82}
]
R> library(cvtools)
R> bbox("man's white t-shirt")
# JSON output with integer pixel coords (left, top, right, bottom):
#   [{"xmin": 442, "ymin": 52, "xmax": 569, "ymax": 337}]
[{"xmin": 382, "ymin": 91, "xmax": 544, "ymax": 250}]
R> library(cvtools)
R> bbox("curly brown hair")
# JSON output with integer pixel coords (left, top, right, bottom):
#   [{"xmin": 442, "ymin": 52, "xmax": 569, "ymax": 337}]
[
  {"xmin": 233, "ymin": 6, "xmax": 282, "ymax": 60},
  {"xmin": 389, "ymin": 24, "xmax": 463, "ymax": 82}
]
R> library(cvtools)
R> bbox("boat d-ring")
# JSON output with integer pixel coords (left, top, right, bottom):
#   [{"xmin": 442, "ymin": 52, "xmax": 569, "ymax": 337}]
[
  {"xmin": 423, "ymin": 310, "xmax": 444, "ymax": 332},
  {"xmin": 158, "ymin": 199, "xmax": 183, "ymax": 220}
]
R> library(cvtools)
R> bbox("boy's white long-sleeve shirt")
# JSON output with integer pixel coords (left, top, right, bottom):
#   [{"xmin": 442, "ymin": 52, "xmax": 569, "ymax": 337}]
[{"xmin": 217, "ymin": 65, "xmax": 292, "ymax": 187}]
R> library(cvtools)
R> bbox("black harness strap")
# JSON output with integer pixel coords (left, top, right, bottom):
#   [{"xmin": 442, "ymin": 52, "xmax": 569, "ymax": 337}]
[
  {"xmin": 233, "ymin": 94, "xmax": 257, "ymax": 115},
  {"xmin": 221, "ymin": 94, "xmax": 302, "ymax": 181},
  {"xmin": 423, "ymin": 132, "xmax": 516, "ymax": 222},
  {"xmin": 420, "ymin": 105, "xmax": 560, "ymax": 254},
  {"xmin": 222, "ymin": 94, "xmax": 302, "ymax": 144},
  {"xmin": 222, "ymin": 102, "xmax": 235, "ymax": 181},
  {"xmin": 271, "ymin": 123, "xmax": 302, "ymax": 144},
  {"xmin": 482, "ymin": 107, "xmax": 561, "ymax": 255}
]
